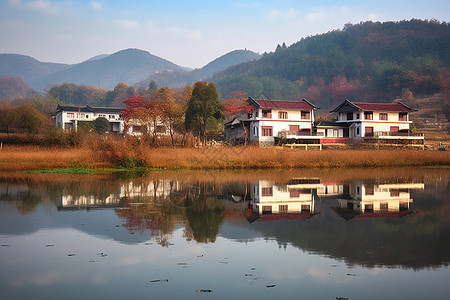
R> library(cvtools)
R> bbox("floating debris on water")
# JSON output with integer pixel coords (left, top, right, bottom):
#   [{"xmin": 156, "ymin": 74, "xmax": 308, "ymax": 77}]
[
  {"xmin": 46, "ymin": 244, "xmax": 54, "ymax": 247},
  {"xmin": 336, "ymin": 297, "xmax": 349, "ymax": 300},
  {"xmin": 346, "ymin": 273, "xmax": 357, "ymax": 276},
  {"xmin": 1, "ymin": 244, "xmax": 10, "ymax": 247},
  {"xmin": 196, "ymin": 289, "xmax": 212, "ymax": 293},
  {"xmin": 150, "ymin": 279, "xmax": 168, "ymax": 283},
  {"xmin": 266, "ymin": 285, "xmax": 276, "ymax": 288},
  {"xmin": 68, "ymin": 253, "xmax": 75, "ymax": 256}
]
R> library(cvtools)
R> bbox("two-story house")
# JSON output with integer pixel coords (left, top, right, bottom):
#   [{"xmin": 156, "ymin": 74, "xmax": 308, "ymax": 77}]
[
  {"xmin": 55, "ymin": 105, "xmax": 124, "ymax": 133},
  {"xmin": 225, "ymin": 97, "xmax": 320, "ymax": 146},
  {"xmin": 329, "ymin": 99, "xmax": 422, "ymax": 140}
]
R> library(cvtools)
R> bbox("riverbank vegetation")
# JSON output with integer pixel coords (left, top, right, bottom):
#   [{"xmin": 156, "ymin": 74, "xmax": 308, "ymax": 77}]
[{"xmin": 0, "ymin": 139, "xmax": 448, "ymax": 172}]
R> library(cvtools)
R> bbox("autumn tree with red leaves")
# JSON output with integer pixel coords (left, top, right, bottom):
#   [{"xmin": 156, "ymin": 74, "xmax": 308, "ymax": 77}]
[{"xmin": 222, "ymin": 91, "xmax": 253, "ymax": 145}]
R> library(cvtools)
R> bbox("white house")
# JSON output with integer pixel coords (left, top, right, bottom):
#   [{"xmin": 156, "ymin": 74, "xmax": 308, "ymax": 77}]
[
  {"xmin": 54, "ymin": 105, "xmax": 124, "ymax": 133},
  {"xmin": 329, "ymin": 99, "xmax": 423, "ymax": 141},
  {"xmin": 225, "ymin": 97, "xmax": 321, "ymax": 146},
  {"xmin": 334, "ymin": 181, "xmax": 424, "ymax": 220}
]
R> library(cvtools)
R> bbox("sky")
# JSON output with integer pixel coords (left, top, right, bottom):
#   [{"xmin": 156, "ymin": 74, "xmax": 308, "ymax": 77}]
[{"xmin": 0, "ymin": 0, "xmax": 449, "ymax": 68}]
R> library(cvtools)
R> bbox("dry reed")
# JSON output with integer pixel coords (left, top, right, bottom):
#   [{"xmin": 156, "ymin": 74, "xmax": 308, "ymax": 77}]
[{"xmin": 0, "ymin": 139, "xmax": 449, "ymax": 172}]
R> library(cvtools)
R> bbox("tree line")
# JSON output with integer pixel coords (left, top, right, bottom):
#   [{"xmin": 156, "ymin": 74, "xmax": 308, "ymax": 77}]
[{"xmin": 0, "ymin": 80, "xmax": 227, "ymax": 147}]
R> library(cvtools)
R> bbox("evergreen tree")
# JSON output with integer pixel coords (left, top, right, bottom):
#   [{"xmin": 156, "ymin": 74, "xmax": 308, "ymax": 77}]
[{"xmin": 185, "ymin": 81, "xmax": 223, "ymax": 144}]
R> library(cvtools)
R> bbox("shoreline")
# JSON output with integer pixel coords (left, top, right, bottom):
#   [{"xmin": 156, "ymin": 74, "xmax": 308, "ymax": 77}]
[{"xmin": 0, "ymin": 145, "xmax": 449, "ymax": 172}]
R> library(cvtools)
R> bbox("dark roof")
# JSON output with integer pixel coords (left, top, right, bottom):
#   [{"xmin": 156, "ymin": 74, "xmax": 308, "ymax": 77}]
[
  {"xmin": 248, "ymin": 212, "xmax": 314, "ymax": 223},
  {"xmin": 224, "ymin": 117, "xmax": 241, "ymax": 127},
  {"xmin": 56, "ymin": 105, "xmax": 91, "ymax": 113},
  {"xmin": 87, "ymin": 106, "xmax": 122, "ymax": 114},
  {"xmin": 249, "ymin": 97, "xmax": 319, "ymax": 110},
  {"xmin": 330, "ymin": 99, "xmax": 416, "ymax": 113},
  {"xmin": 56, "ymin": 105, "xmax": 122, "ymax": 114},
  {"xmin": 314, "ymin": 121, "xmax": 351, "ymax": 128},
  {"xmin": 333, "ymin": 207, "xmax": 412, "ymax": 221}
]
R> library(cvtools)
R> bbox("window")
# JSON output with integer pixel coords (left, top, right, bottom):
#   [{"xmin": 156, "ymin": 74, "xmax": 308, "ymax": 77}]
[
  {"xmin": 262, "ymin": 206, "xmax": 272, "ymax": 214},
  {"xmin": 262, "ymin": 126, "xmax": 273, "ymax": 136},
  {"xmin": 289, "ymin": 189, "xmax": 300, "ymax": 198},
  {"xmin": 261, "ymin": 187, "xmax": 273, "ymax": 197},
  {"xmin": 278, "ymin": 111, "xmax": 288, "ymax": 119},
  {"xmin": 365, "ymin": 204, "xmax": 374, "ymax": 212},
  {"xmin": 301, "ymin": 204, "xmax": 311, "ymax": 212},
  {"xmin": 262, "ymin": 109, "xmax": 272, "ymax": 118},
  {"xmin": 109, "ymin": 115, "xmax": 116, "ymax": 120},
  {"xmin": 380, "ymin": 203, "xmax": 388, "ymax": 212},
  {"xmin": 365, "ymin": 186, "xmax": 374, "ymax": 195},
  {"xmin": 399, "ymin": 112, "xmax": 407, "ymax": 121},
  {"xmin": 301, "ymin": 111, "xmax": 310, "ymax": 120},
  {"xmin": 279, "ymin": 205, "xmax": 288, "ymax": 212},
  {"xmin": 379, "ymin": 113, "xmax": 388, "ymax": 120},
  {"xmin": 347, "ymin": 112, "xmax": 353, "ymax": 120},
  {"xmin": 356, "ymin": 113, "xmax": 360, "ymax": 119},
  {"xmin": 365, "ymin": 126, "xmax": 374, "ymax": 137},
  {"xmin": 399, "ymin": 202, "xmax": 409, "ymax": 211},
  {"xmin": 85, "ymin": 114, "xmax": 89, "ymax": 119},
  {"xmin": 253, "ymin": 126, "xmax": 258, "ymax": 136},
  {"xmin": 364, "ymin": 112, "xmax": 373, "ymax": 120},
  {"xmin": 390, "ymin": 189, "xmax": 400, "ymax": 197},
  {"xmin": 390, "ymin": 126, "xmax": 399, "ymax": 135},
  {"xmin": 67, "ymin": 113, "xmax": 74, "ymax": 118},
  {"xmin": 289, "ymin": 125, "xmax": 299, "ymax": 133}
]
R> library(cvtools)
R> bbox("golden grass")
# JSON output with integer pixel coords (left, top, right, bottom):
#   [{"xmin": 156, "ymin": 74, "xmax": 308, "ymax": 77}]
[{"xmin": 0, "ymin": 142, "xmax": 449, "ymax": 172}]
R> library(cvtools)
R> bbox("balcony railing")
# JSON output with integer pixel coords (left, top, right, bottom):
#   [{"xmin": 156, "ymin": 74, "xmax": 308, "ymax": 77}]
[
  {"xmin": 279, "ymin": 130, "xmax": 324, "ymax": 137},
  {"xmin": 366, "ymin": 131, "xmax": 424, "ymax": 137}
]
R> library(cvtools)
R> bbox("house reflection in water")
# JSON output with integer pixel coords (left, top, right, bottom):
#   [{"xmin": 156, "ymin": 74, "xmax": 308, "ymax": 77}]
[
  {"xmin": 247, "ymin": 178, "xmax": 344, "ymax": 222},
  {"xmin": 333, "ymin": 181, "xmax": 424, "ymax": 220},
  {"xmin": 57, "ymin": 180, "xmax": 180, "ymax": 210}
]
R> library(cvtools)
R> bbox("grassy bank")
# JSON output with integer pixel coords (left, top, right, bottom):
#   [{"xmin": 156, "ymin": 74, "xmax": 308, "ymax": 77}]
[{"xmin": 0, "ymin": 143, "xmax": 449, "ymax": 172}]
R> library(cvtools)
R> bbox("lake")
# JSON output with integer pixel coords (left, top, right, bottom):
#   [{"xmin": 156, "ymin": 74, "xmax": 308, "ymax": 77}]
[{"xmin": 0, "ymin": 168, "xmax": 449, "ymax": 300}]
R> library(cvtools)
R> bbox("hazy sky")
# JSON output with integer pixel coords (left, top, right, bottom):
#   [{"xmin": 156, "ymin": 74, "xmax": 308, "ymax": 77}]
[{"xmin": 0, "ymin": 0, "xmax": 448, "ymax": 68}]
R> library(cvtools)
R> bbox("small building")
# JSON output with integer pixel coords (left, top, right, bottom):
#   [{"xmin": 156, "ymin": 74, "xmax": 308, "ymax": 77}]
[{"xmin": 55, "ymin": 105, "xmax": 124, "ymax": 133}]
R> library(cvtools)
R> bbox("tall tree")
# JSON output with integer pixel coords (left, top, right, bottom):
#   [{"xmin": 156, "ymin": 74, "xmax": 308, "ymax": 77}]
[{"xmin": 185, "ymin": 82, "xmax": 223, "ymax": 144}]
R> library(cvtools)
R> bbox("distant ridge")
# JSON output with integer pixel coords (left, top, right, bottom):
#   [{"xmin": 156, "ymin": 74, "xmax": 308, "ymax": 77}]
[
  {"xmin": 0, "ymin": 54, "xmax": 69, "ymax": 86},
  {"xmin": 136, "ymin": 49, "xmax": 261, "ymax": 88},
  {"xmin": 33, "ymin": 48, "xmax": 183, "ymax": 90}
]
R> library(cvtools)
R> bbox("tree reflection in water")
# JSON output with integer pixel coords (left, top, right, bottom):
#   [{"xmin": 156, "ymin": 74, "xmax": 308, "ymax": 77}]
[{"xmin": 0, "ymin": 170, "xmax": 448, "ymax": 270}]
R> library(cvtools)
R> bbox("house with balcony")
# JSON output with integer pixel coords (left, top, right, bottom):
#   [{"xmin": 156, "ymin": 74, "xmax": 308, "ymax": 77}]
[
  {"xmin": 329, "ymin": 100, "xmax": 424, "ymax": 146},
  {"xmin": 333, "ymin": 181, "xmax": 424, "ymax": 220},
  {"xmin": 225, "ymin": 97, "xmax": 320, "ymax": 146},
  {"xmin": 55, "ymin": 105, "xmax": 124, "ymax": 133}
]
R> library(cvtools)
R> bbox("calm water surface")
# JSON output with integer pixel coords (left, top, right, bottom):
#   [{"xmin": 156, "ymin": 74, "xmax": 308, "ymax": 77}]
[{"xmin": 0, "ymin": 169, "xmax": 449, "ymax": 300}]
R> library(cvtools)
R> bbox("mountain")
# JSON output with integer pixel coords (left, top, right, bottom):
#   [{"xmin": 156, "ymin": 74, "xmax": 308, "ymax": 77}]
[
  {"xmin": 136, "ymin": 49, "xmax": 261, "ymax": 88},
  {"xmin": 34, "ymin": 48, "xmax": 183, "ymax": 91},
  {"xmin": 85, "ymin": 54, "xmax": 109, "ymax": 62},
  {"xmin": 212, "ymin": 19, "xmax": 450, "ymax": 109},
  {"xmin": 0, "ymin": 76, "xmax": 36, "ymax": 99},
  {"xmin": 0, "ymin": 54, "xmax": 70, "ymax": 86}
]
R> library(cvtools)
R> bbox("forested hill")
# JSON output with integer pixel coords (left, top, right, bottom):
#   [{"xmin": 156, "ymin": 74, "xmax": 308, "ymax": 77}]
[{"xmin": 212, "ymin": 19, "xmax": 450, "ymax": 110}]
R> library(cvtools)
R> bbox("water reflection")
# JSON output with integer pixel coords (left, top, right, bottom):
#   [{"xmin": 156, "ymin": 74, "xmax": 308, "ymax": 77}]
[{"xmin": 0, "ymin": 171, "xmax": 448, "ymax": 270}]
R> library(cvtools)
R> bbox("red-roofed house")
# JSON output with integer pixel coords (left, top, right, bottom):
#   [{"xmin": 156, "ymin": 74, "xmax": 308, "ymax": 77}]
[
  {"xmin": 225, "ymin": 97, "xmax": 320, "ymax": 146},
  {"xmin": 329, "ymin": 99, "xmax": 423, "ymax": 141}
]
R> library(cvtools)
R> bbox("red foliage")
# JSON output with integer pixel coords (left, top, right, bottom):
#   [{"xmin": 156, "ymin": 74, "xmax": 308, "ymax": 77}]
[{"xmin": 223, "ymin": 91, "xmax": 252, "ymax": 120}]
